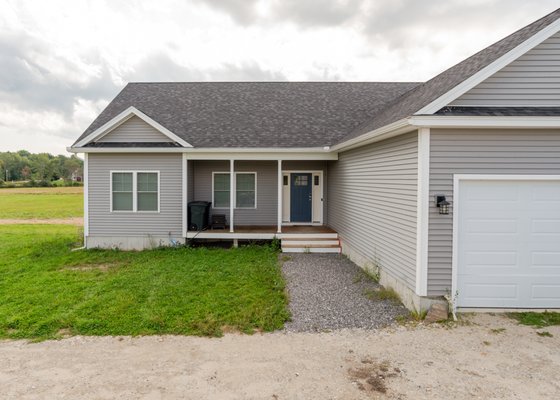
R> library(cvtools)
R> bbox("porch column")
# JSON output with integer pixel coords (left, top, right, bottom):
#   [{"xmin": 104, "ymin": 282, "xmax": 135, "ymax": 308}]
[
  {"xmin": 277, "ymin": 159, "xmax": 282, "ymax": 233},
  {"xmin": 182, "ymin": 154, "xmax": 188, "ymax": 237},
  {"xmin": 230, "ymin": 159, "xmax": 234, "ymax": 233}
]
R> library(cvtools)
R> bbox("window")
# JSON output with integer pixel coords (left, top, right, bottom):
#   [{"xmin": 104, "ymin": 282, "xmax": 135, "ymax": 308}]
[
  {"xmin": 112, "ymin": 172, "xmax": 133, "ymax": 211},
  {"xmin": 314, "ymin": 175, "xmax": 320, "ymax": 186},
  {"xmin": 212, "ymin": 172, "xmax": 257, "ymax": 209},
  {"xmin": 137, "ymin": 172, "xmax": 158, "ymax": 211},
  {"xmin": 213, "ymin": 173, "xmax": 230, "ymax": 208},
  {"xmin": 111, "ymin": 171, "xmax": 159, "ymax": 212},
  {"xmin": 236, "ymin": 173, "xmax": 256, "ymax": 208}
]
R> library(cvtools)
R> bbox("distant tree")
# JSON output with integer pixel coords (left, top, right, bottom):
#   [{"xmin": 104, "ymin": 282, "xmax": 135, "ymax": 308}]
[
  {"xmin": 21, "ymin": 166, "xmax": 32, "ymax": 180},
  {"xmin": 0, "ymin": 151, "xmax": 82, "ymax": 183}
]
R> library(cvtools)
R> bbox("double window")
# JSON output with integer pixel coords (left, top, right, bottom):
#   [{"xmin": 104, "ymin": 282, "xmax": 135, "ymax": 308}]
[
  {"xmin": 213, "ymin": 172, "xmax": 257, "ymax": 209},
  {"xmin": 111, "ymin": 171, "xmax": 159, "ymax": 212}
]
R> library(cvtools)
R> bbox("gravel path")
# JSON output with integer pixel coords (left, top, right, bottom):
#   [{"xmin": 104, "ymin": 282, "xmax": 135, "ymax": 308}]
[{"xmin": 282, "ymin": 253, "xmax": 409, "ymax": 332}]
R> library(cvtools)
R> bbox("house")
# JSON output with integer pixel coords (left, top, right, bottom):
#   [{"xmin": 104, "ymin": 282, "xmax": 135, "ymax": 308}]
[{"xmin": 69, "ymin": 9, "xmax": 560, "ymax": 311}]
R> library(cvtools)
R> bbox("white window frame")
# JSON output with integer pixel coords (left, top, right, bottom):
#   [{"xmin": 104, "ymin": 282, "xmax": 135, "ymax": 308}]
[
  {"xmin": 110, "ymin": 170, "xmax": 160, "ymax": 213},
  {"xmin": 212, "ymin": 171, "xmax": 258, "ymax": 210}
]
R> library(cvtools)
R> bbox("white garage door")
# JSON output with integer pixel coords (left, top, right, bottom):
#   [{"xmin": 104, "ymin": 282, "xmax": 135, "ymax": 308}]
[{"xmin": 457, "ymin": 179, "xmax": 560, "ymax": 308}]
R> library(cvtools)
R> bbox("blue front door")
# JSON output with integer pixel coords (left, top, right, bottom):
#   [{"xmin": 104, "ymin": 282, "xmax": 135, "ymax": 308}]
[{"xmin": 290, "ymin": 173, "xmax": 312, "ymax": 222}]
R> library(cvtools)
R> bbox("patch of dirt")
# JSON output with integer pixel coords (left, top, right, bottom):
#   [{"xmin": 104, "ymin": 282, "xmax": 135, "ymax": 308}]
[
  {"xmin": 348, "ymin": 358, "xmax": 400, "ymax": 394},
  {"xmin": 56, "ymin": 329, "xmax": 72, "ymax": 338},
  {"xmin": 0, "ymin": 187, "xmax": 83, "ymax": 194},
  {"xmin": 0, "ymin": 314, "xmax": 559, "ymax": 399},
  {"xmin": 0, "ymin": 218, "xmax": 83, "ymax": 225},
  {"xmin": 65, "ymin": 262, "xmax": 121, "ymax": 272}
]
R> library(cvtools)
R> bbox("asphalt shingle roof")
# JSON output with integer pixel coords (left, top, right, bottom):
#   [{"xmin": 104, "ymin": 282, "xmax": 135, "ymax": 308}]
[
  {"xmin": 75, "ymin": 8, "xmax": 560, "ymax": 149},
  {"xmin": 75, "ymin": 82, "xmax": 419, "ymax": 148}
]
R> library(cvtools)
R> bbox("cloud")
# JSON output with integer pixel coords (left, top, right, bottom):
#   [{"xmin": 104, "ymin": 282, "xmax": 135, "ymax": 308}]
[
  {"xmin": 0, "ymin": 32, "xmax": 120, "ymax": 117},
  {"xmin": 129, "ymin": 52, "xmax": 286, "ymax": 82}
]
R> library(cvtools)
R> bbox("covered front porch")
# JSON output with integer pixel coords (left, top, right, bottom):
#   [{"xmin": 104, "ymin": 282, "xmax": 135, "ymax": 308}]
[{"xmin": 182, "ymin": 153, "xmax": 339, "ymax": 252}]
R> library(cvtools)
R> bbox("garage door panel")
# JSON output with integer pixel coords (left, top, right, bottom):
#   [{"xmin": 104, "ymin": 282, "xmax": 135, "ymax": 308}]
[
  {"xmin": 465, "ymin": 219, "xmax": 518, "ymax": 234},
  {"xmin": 531, "ymin": 284, "xmax": 560, "ymax": 301},
  {"xmin": 531, "ymin": 219, "xmax": 560, "ymax": 233},
  {"xmin": 530, "ymin": 251, "xmax": 560, "ymax": 268},
  {"xmin": 457, "ymin": 179, "xmax": 560, "ymax": 308},
  {"xmin": 465, "ymin": 251, "xmax": 517, "ymax": 267},
  {"xmin": 462, "ymin": 283, "xmax": 518, "ymax": 302}
]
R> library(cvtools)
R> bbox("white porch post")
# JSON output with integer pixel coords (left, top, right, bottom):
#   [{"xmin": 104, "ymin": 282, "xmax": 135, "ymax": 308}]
[
  {"xmin": 182, "ymin": 154, "xmax": 188, "ymax": 237},
  {"xmin": 230, "ymin": 159, "xmax": 234, "ymax": 233},
  {"xmin": 83, "ymin": 153, "xmax": 89, "ymax": 243},
  {"xmin": 277, "ymin": 159, "xmax": 282, "ymax": 233}
]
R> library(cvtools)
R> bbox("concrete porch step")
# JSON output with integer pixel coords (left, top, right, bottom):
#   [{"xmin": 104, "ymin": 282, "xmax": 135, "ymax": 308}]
[
  {"xmin": 280, "ymin": 233, "xmax": 339, "ymax": 240},
  {"xmin": 281, "ymin": 246, "xmax": 342, "ymax": 254},
  {"xmin": 282, "ymin": 239, "xmax": 340, "ymax": 246},
  {"xmin": 281, "ymin": 234, "xmax": 341, "ymax": 254}
]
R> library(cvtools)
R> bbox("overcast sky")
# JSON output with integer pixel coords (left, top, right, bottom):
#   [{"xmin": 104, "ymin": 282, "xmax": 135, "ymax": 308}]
[{"xmin": 0, "ymin": 0, "xmax": 558, "ymax": 155}]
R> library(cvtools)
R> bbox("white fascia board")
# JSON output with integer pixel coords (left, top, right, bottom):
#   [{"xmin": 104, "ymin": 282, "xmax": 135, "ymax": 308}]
[
  {"xmin": 409, "ymin": 115, "xmax": 560, "ymax": 128},
  {"xmin": 182, "ymin": 151, "xmax": 337, "ymax": 160},
  {"xmin": 415, "ymin": 18, "xmax": 560, "ymax": 115},
  {"xmin": 330, "ymin": 119, "xmax": 415, "ymax": 152},
  {"xmin": 67, "ymin": 147, "xmax": 338, "ymax": 160},
  {"xmin": 73, "ymin": 106, "xmax": 192, "ymax": 148}
]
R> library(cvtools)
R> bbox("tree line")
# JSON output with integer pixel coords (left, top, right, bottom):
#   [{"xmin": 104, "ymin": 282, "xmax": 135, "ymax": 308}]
[{"xmin": 0, "ymin": 151, "xmax": 83, "ymax": 186}]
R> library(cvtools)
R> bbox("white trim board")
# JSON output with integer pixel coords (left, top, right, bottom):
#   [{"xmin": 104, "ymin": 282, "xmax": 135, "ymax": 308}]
[
  {"xmin": 409, "ymin": 115, "xmax": 560, "ymax": 128},
  {"xmin": 415, "ymin": 128, "xmax": 430, "ymax": 296},
  {"xmin": 416, "ymin": 18, "xmax": 560, "ymax": 115},
  {"xmin": 451, "ymin": 174, "xmax": 560, "ymax": 311},
  {"xmin": 74, "ymin": 106, "xmax": 192, "ymax": 148},
  {"xmin": 83, "ymin": 153, "xmax": 89, "ymax": 238}
]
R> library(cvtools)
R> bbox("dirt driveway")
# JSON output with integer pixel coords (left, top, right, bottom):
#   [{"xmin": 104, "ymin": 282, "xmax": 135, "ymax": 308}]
[{"xmin": 1, "ymin": 314, "xmax": 558, "ymax": 399}]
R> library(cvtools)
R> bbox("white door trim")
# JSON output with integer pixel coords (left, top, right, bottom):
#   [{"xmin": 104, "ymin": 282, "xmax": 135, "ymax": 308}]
[
  {"xmin": 452, "ymin": 174, "xmax": 560, "ymax": 310},
  {"xmin": 282, "ymin": 170, "xmax": 324, "ymax": 225}
]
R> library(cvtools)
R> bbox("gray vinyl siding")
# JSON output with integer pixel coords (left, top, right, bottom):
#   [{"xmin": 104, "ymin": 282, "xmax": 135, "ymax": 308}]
[
  {"xmin": 327, "ymin": 132, "xmax": 418, "ymax": 290},
  {"xmin": 88, "ymin": 153, "xmax": 182, "ymax": 237},
  {"xmin": 191, "ymin": 160, "xmax": 328, "ymax": 226},
  {"xmin": 97, "ymin": 116, "xmax": 173, "ymax": 142},
  {"xmin": 451, "ymin": 32, "xmax": 560, "ymax": 106},
  {"xmin": 427, "ymin": 129, "xmax": 560, "ymax": 295}
]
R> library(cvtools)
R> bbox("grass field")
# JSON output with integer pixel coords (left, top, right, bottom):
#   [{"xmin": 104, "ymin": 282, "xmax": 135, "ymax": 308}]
[
  {"xmin": 0, "ymin": 187, "xmax": 83, "ymax": 219},
  {"xmin": 0, "ymin": 225, "xmax": 289, "ymax": 340}
]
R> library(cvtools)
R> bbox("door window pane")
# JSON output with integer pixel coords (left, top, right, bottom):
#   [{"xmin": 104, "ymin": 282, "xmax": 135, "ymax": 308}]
[{"xmin": 294, "ymin": 175, "xmax": 308, "ymax": 186}]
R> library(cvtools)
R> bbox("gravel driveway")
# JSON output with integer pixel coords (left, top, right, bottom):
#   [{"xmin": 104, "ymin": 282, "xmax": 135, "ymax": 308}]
[{"xmin": 282, "ymin": 253, "xmax": 408, "ymax": 332}]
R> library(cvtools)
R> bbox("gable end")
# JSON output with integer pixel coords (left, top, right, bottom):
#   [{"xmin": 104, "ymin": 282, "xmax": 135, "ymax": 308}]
[
  {"xmin": 450, "ymin": 31, "xmax": 560, "ymax": 107},
  {"xmin": 96, "ymin": 116, "xmax": 174, "ymax": 143}
]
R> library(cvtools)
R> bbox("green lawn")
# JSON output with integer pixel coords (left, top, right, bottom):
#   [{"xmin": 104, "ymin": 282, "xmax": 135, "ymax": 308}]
[
  {"xmin": 0, "ymin": 187, "xmax": 83, "ymax": 219},
  {"xmin": 0, "ymin": 225, "xmax": 289, "ymax": 340}
]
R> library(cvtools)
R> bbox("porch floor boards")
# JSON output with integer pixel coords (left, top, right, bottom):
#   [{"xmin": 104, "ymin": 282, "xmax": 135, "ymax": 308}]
[{"xmin": 188, "ymin": 225, "xmax": 336, "ymax": 234}]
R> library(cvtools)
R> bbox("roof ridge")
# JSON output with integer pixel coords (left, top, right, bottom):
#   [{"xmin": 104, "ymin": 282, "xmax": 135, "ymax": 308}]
[{"xmin": 126, "ymin": 81, "xmax": 423, "ymax": 84}]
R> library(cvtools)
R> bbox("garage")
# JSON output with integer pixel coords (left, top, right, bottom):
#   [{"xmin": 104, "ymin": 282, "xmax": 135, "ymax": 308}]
[{"xmin": 455, "ymin": 176, "xmax": 560, "ymax": 308}]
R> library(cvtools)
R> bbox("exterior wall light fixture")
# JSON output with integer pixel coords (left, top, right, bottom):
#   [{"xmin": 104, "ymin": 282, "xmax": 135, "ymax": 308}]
[{"xmin": 435, "ymin": 195, "xmax": 450, "ymax": 215}]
